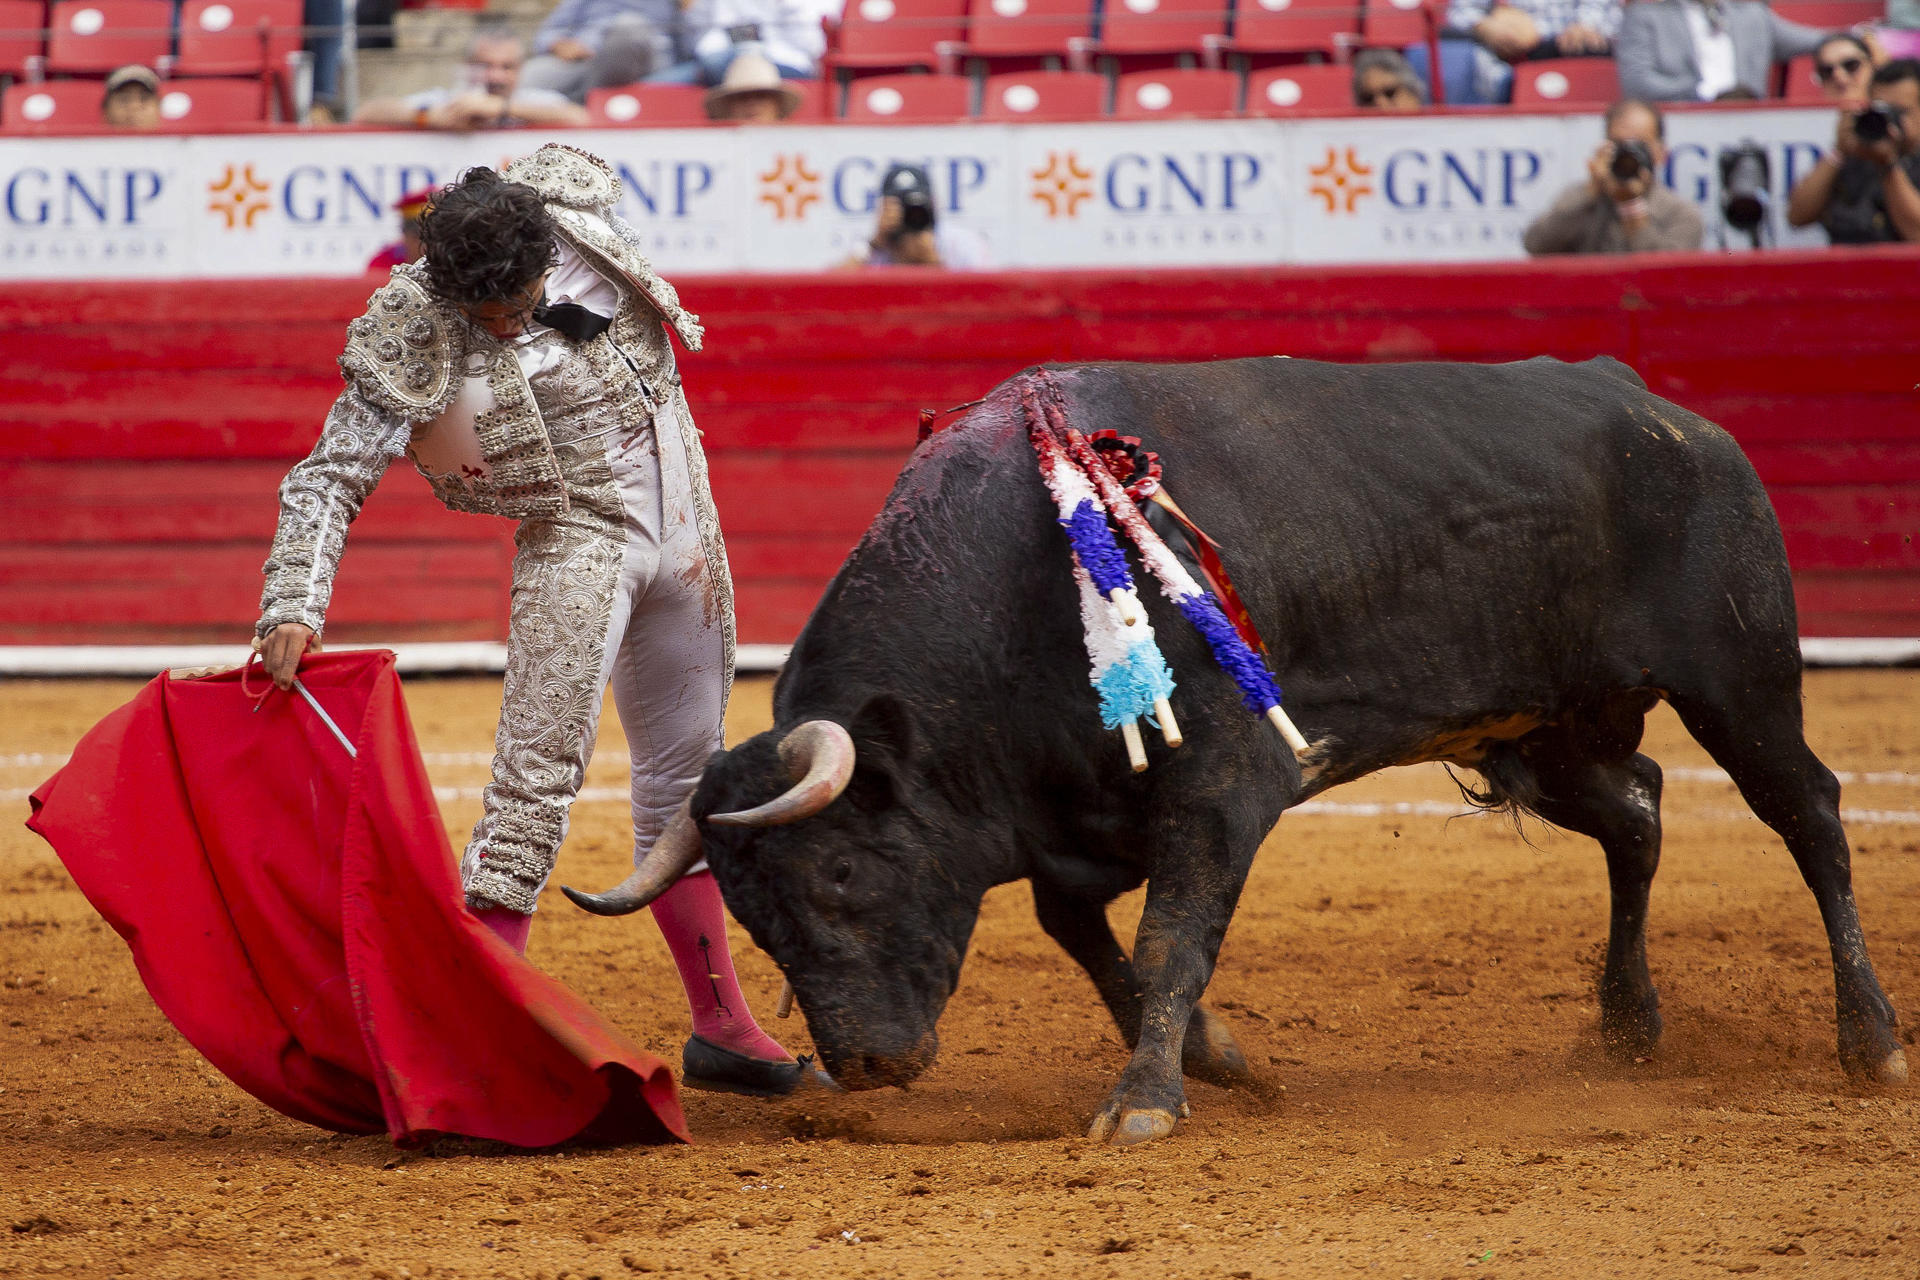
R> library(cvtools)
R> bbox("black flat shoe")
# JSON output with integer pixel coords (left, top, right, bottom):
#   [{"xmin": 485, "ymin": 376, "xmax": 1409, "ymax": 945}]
[{"xmin": 682, "ymin": 1035, "xmax": 808, "ymax": 1097}]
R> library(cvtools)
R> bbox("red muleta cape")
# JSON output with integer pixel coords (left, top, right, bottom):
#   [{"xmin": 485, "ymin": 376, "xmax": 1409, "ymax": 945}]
[{"xmin": 26, "ymin": 649, "xmax": 688, "ymax": 1148}]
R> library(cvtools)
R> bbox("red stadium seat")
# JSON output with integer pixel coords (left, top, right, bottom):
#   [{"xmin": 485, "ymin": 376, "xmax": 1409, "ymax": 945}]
[
  {"xmin": 0, "ymin": 0, "xmax": 47, "ymax": 77},
  {"xmin": 587, "ymin": 83, "xmax": 712, "ymax": 125},
  {"xmin": 842, "ymin": 71, "xmax": 971, "ymax": 119},
  {"xmin": 787, "ymin": 75, "xmax": 830, "ymax": 118},
  {"xmin": 1112, "ymin": 66, "xmax": 1236, "ymax": 116},
  {"xmin": 1245, "ymin": 61, "xmax": 1350, "ymax": 112},
  {"xmin": 1206, "ymin": 0, "xmax": 1358, "ymax": 62},
  {"xmin": 173, "ymin": 0, "xmax": 301, "ymax": 76},
  {"xmin": 1770, "ymin": 0, "xmax": 1880, "ymax": 26},
  {"xmin": 1511, "ymin": 57, "xmax": 1618, "ymax": 106},
  {"xmin": 956, "ymin": 0, "xmax": 1093, "ymax": 62},
  {"xmin": 978, "ymin": 68, "xmax": 1104, "ymax": 117},
  {"xmin": 1359, "ymin": 0, "xmax": 1431, "ymax": 47},
  {"xmin": 830, "ymin": 0, "xmax": 965, "ymax": 69},
  {"xmin": 46, "ymin": 0, "xmax": 171, "ymax": 74},
  {"xmin": 1073, "ymin": 0, "xmax": 1226, "ymax": 62},
  {"xmin": 2, "ymin": 77, "xmax": 104, "ymax": 131},
  {"xmin": 153, "ymin": 75, "xmax": 268, "ymax": 126}
]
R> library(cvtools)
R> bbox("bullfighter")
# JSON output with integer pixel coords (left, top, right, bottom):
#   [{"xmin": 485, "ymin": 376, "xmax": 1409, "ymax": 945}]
[{"xmin": 253, "ymin": 143, "xmax": 803, "ymax": 1097}]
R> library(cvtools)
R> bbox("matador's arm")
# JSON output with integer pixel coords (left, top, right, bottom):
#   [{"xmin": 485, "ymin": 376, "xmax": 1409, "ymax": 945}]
[{"xmin": 256, "ymin": 386, "xmax": 413, "ymax": 640}]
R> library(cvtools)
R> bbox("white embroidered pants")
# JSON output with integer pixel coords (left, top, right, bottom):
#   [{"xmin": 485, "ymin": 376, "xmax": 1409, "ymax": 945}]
[{"xmin": 460, "ymin": 393, "xmax": 726, "ymax": 915}]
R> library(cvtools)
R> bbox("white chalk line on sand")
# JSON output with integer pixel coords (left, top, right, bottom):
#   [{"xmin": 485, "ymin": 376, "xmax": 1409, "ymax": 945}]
[
  {"xmin": 5, "ymin": 751, "xmax": 1915, "ymax": 789},
  {"xmin": 6, "ymin": 784, "xmax": 1917, "ymax": 827}
]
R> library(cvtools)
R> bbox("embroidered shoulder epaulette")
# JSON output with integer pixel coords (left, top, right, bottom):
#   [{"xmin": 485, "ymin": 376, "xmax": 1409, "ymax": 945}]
[
  {"xmin": 503, "ymin": 144, "xmax": 621, "ymax": 212},
  {"xmin": 338, "ymin": 265, "xmax": 464, "ymax": 420},
  {"xmin": 546, "ymin": 204, "xmax": 705, "ymax": 353}
]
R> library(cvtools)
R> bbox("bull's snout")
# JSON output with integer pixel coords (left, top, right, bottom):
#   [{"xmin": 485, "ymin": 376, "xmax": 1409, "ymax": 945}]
[{"xmin": 816, "ymin": 1028, "xmax": 939, "ymax": 1091}]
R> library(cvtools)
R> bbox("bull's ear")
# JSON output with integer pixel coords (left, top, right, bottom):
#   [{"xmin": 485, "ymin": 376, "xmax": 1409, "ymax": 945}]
[{"xmin": 846, "ymin": 692, "xmax": 916, "ymax": 808}]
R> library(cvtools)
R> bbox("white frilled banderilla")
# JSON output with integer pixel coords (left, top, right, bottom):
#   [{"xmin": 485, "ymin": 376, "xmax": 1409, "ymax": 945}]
[{"xmin": 1020, "ymin": 374, "xmax": 1310, "ymax": 772}]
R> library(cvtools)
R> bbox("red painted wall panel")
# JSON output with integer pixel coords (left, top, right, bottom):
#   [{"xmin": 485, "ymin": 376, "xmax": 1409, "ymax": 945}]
[{"xmin": 2, "ymin": 249, "xmax": 1916, "ymax": 645}]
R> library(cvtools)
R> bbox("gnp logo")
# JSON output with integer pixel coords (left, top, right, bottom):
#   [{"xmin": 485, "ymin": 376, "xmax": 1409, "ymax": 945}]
[
  {"xmin": 207, "ymin": 164, "xmax": 270, "ymax": 229},
  {"xmin": 1031, "ymin": 151, "xmax": 1262, "ymax": 219},
  {"xmin": 3, "ymin": 166, "xmax": 166, "ymax": 227},
  {"xmin": 759, "ymin": 154, "xmax": 992, "ymax": 221},
  {"xmin": 205, "ymin": 163, "xmax": 444, "ymax": 230},
  {"xmin": 1308, "ymin": 145, "xmax": 1545, "ymax": 216},
  {"xmin": 1308, "ymin": 148, "xmax": 1373, "ymax": 214},
  {"xmin": 759, "ymin": 154, "xmax": 821, "ymax": 220},
  {"xmin": 1030, "ymin": 151, "xmax": 1094, "ymax": 217}
]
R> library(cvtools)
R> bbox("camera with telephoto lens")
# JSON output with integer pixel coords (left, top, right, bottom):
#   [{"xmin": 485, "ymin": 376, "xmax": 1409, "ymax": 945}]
[
  {"xmin": 1609, "ymin": 139, "xmax": 1655, "ymax": 183},
  {"xmin": 880, "ymin": 164, "xmax": 936, "ymax": 234},
  {"xmin": 1853, "ymin": 101, "xmax": 1903, "ymax": 145},
  {"xmin": 1717, "ymin": 141, "xmax": 1771, "ymax": 233}
]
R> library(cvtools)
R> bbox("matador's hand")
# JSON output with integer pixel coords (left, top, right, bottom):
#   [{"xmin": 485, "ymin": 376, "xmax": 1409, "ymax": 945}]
[{"xmin": 257, "ymin": 623, "xmax": 318, "ymax": 691}]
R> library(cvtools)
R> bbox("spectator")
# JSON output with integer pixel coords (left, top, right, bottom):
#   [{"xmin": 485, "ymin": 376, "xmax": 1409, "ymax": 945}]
[
  {"xmin": 520, "ymin": 0, "xmax": 684, "ymax": 103},
  {"xmin": 646, "ymin": 0, "xmax": 835, "ymax": 87},
  {"xmin": 355, "ymin": 28, "xmax": 588, "ymax": 129},
  {"xmin": 306, "ymin": 0, "xmax": 345, "ymax": 120},
  {"xmin": 846, "ymin": 164, "xmax": 991, "ymax": 269},
  {"xmin": 1616, "ymin": 0, "xmax": 1827, "ymax": 102},
  {"xmin": 1441, "ymin": 0, "xmax": 1620, "ymax": 104},
  {"xmin": 1353, "ymin": 49, "xmax": 1427, "ymax": 110},
  {"xmin": 703, "ymin": 51, "xmax": 802, "ymax": 121},
  {"xmin": 1524, "ymin": 98, "xmax": 1704, "ymax": 254},
  {"xmin": 1881, "ymin": 0, "xmax": 1920, "ymax": 60},
  {"xmin": 100, "ymin": 64, "xmax": 160, "ymax": 129},
  {"xmin": 1808, "ymin": 32, "xmax": 1878, "ymax": 100},
  {"xmin": 1787, "ymin": 58, "xmax": 1920, "ymax": 242},
  {"xmin": 366, "ymin": 187, "xmax": 434, "ymax": 271}
]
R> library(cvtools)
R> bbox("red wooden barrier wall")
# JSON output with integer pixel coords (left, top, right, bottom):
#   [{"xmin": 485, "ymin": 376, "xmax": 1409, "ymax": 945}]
[{"xmin": 2, "ymin": 249, "xmax": 1916, "ymax": 646}]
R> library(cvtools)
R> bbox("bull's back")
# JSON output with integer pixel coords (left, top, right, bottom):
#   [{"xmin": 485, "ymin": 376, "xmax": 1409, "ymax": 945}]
[{"xmin": 1053, "ymin": 356, "xmax": 1782, "ymax": 732}]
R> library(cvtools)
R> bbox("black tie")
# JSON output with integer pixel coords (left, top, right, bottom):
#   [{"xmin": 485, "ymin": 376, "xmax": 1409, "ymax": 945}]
[{"xmin": 531, "ymin": 299, "xmax": 612, "ymax": 343}]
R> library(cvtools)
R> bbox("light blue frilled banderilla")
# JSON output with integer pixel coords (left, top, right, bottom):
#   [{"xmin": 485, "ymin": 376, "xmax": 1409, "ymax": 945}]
[{"xmin": 1020, "ymin": 374, "xmax": 1312, "ymax": 772}]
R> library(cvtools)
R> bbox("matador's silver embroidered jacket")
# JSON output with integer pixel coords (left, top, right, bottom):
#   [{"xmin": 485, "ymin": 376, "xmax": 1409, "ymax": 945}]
[{"xmin": 255, "ymin": 143, "xmax": 735, "ymax": 692}]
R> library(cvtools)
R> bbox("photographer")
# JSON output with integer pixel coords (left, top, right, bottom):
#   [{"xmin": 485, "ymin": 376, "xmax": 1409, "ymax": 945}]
[
  {"xmin": 847, "ymin": 165, "xmax": 991, "ymax": 269},
  {"xmin": 1524, "ymin": 99, "xmax": 1704, "ymax": 255},
  {"xmin": 1786, "ymin": 58, "xmax": 1920, "ymax": 244}
]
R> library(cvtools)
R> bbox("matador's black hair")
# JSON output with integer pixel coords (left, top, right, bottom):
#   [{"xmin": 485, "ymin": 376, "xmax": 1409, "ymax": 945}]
[{"xmin": 417, "ymin": 167, "xmax": 557, "ymax": 307}]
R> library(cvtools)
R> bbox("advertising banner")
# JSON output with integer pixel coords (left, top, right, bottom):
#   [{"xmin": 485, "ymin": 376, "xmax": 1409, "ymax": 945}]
[{"xmin": 0, "ymin": 107, "xmax": 1848, "ymax": 279}]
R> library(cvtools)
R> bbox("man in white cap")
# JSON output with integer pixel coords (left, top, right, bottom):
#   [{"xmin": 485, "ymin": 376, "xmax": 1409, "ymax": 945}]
[
  {"xmin": 703, "ymin": 50, "xmax": 801, "ymax": 121},
  {"xmin": 101, "ymin": 65, "xmax": 161, "ymax": 130}
]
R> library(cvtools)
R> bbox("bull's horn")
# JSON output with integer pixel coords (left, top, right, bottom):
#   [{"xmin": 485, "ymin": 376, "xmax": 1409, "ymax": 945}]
[
  {"xmin": 708, "ymin": 720, "xmax": 856, "ymax": 827},
  {"xmin": 561, "ymin": 798, "xmax": 704, "ymax": 916}
]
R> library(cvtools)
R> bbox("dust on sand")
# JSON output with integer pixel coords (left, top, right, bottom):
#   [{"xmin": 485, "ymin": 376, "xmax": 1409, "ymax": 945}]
[{"xmin": 4, "ymin": 671, "xmax": 1918, "ymax": 1278}]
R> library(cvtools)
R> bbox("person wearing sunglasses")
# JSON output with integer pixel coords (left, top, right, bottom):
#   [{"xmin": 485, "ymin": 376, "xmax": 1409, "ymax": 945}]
[
  {"xmin": 1788, "ymin": 57, "xmax": 1920, "ymax": 243},
  {"xmin": 1352, "ymin": 49, "xmax": 1429, "ymax": 111},
  {"xmin": 1810, "ymin": 32, "xmax": 1878, "ymax": 100},
  {"xmin": 1524, "ymin": 98, "xmax": 1704, "ymax": 255}
]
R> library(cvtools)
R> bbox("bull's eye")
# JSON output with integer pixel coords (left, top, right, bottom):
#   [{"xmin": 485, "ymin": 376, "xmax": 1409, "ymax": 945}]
[{"xmin": 832, "ymin": 859, "xmax": 853, "ymax": 887}]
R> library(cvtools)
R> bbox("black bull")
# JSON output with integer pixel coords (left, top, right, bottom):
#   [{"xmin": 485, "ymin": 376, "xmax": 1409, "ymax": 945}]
[{"xmin": 568, "ymin": 356, "xmax": 1906, "ymax": 1146}]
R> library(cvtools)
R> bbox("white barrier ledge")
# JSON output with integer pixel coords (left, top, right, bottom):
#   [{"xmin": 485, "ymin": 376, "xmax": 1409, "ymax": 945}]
[
  {"xmin": 0, "ymin": 643, "xmax": 795, "ymax": 677},
  {"xmin": 0, "ymin": 640, "xmax": 1903, "ymax": 678},
  {"xmin": 1799, "ymin": 638, "xmax": 1920, "ymax": 667}
]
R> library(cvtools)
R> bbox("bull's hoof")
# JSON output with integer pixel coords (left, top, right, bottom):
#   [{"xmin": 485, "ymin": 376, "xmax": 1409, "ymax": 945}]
[
  {"xmin": 1183, "ymin": 1006, "xmax": 1253, "ymax": 1087},
  {"xmin": 1088, "ymin": 1106, "xmax": 1179, "ymax": 1147},
  {"xmin": 1838, "ymin": 1016, "xmax": 1907, "ymax": 1086},
  {"xmin": 1599, "ymin": 1004, "xmax": 1663, "ymax": 1061},
  {"xmin": 1844, "ymin": 1046, "xmax": 1909, "ymax": 1086}
]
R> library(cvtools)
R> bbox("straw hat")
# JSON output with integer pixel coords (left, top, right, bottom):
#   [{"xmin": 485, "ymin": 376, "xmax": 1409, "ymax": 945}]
[{"xmin": 704, "ymin": 52, "xmax": 802, "ymax": 120}]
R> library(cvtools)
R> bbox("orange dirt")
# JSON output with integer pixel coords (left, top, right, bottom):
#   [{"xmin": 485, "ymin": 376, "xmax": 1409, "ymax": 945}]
[{"xmin": 4, "ymin": 669, "xmax": 1919, "ymax": 1279}]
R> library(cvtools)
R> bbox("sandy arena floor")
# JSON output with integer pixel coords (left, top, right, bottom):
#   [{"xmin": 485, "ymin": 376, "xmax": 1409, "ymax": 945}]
[{"xmin": 3, "ymin": 669, "xmax": 1919, "ymax": 1279}]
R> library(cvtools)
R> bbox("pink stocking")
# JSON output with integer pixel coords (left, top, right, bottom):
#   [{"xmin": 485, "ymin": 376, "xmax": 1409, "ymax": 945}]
[
  {"xmin": 473, "ymin": 904, "xmax": 532, "ymax": 955},
  {"xmin": 649, "ymin": 871, "xmax": 791, "ymax": 1062}
]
